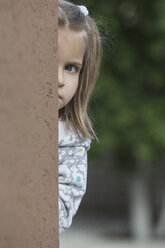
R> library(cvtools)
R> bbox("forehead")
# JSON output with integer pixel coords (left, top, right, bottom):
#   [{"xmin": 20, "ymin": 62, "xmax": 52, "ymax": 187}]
[{"xmin": 58, "ymin": 28, "xmax": 86, "ymax": 62}]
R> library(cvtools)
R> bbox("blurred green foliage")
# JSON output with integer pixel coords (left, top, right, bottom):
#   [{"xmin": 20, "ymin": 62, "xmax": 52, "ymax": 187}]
[{"xmin": 82, "ymin": 0, "xmax": 165, "ymax": 173}]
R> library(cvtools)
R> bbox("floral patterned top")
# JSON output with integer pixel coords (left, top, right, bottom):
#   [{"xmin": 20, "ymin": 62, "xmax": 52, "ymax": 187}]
[{"xmin": 58, "ymin": 120, "xmax": 91, "ymax": 235}]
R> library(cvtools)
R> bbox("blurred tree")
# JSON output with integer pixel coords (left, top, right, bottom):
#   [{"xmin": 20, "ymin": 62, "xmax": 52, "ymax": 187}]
[
  {"xmin": 87, "ymin": 0, "xmax": 165, "ymax": 169},
  {"xmin": 81, "ymin": 0, "xmax": 165, "ymax": 240}
]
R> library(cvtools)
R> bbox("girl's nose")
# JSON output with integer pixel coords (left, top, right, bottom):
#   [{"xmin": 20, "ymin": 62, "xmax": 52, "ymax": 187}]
[{"xmin": 58, "ymin": 67, "xmax": 64, "ymax": 87}]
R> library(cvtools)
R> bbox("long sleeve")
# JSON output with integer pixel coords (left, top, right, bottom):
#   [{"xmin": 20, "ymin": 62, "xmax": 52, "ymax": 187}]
[{"xmin": 58, "ymin": 120, "xmax": 91, "ymax": 235}]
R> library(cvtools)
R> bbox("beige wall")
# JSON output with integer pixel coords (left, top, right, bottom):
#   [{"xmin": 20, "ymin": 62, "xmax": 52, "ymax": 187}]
[{"xmin": 0, "ymin": 0, "xmax": 58, "ymax": 247}]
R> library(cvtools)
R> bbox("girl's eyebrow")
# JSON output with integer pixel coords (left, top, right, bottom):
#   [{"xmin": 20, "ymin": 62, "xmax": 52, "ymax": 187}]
[{"xmin": 68, "ymin": 61, "xmax": 82, "ymax": 67}]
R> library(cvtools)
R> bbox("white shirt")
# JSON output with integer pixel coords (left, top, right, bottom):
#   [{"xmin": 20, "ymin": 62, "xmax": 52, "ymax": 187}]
[{"xmin": 58, "ymin": 120, "xmax": 91, "ymax": 234}]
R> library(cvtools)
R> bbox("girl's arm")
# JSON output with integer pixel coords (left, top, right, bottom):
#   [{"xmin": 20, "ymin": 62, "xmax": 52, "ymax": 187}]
[{"xmin": 58, "ymin": 144, "xmax": 89, "ymax": 235}]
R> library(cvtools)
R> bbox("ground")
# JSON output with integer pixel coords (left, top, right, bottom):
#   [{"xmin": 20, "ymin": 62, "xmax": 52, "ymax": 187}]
[{"xmin": 60, "ymin": 214, "xmax": 165, "ymax": 248}]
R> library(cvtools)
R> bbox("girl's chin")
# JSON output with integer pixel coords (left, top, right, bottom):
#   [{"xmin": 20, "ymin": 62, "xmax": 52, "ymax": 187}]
[{"xmin": 58, "ymin": 103, "xmax": 65, "ymax": 110}]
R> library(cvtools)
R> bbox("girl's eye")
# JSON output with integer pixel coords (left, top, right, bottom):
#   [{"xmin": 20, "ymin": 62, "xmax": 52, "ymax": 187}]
[{"xmin": 65, "ymin": 65, "xmax": 77, "ymax": 73}]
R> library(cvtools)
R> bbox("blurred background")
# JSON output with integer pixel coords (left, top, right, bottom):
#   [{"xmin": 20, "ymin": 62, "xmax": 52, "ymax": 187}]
[{"xmin": 60, "ymin": 0, "xmax": 165, "ymax": 247}]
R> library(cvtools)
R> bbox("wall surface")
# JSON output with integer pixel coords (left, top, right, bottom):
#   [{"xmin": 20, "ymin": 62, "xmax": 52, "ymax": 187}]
[{"xmin": 0, "ymin": 0, "xmax": 58, "ymax": 247}]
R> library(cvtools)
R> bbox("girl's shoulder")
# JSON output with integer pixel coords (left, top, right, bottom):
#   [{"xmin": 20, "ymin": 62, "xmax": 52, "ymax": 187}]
[{"xmin": 58, "ymin": 119, "xmax": 91, "ymax": 150}]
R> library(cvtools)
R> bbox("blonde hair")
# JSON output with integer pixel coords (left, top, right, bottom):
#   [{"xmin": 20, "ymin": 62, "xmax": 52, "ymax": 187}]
[{"xmin": 58, "ymin": 0, "xmax": 102, "ymax": 139}]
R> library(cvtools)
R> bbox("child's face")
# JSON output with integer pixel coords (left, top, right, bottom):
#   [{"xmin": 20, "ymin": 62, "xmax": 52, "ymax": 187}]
[{"xmin": 58, "ymin": 28, "xmax": 86, "ymax": 110}]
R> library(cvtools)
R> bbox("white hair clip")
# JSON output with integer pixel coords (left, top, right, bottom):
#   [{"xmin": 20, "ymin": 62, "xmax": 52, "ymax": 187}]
[{"xmin": 77, "ymin": 5, "xmax": 89, "ymax": 16}]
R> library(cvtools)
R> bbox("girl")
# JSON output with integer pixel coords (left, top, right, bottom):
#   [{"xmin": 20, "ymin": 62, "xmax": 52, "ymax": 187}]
[{"xmin": 58, "ymin": 0, "xmax": 102, "ymax": 235}]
